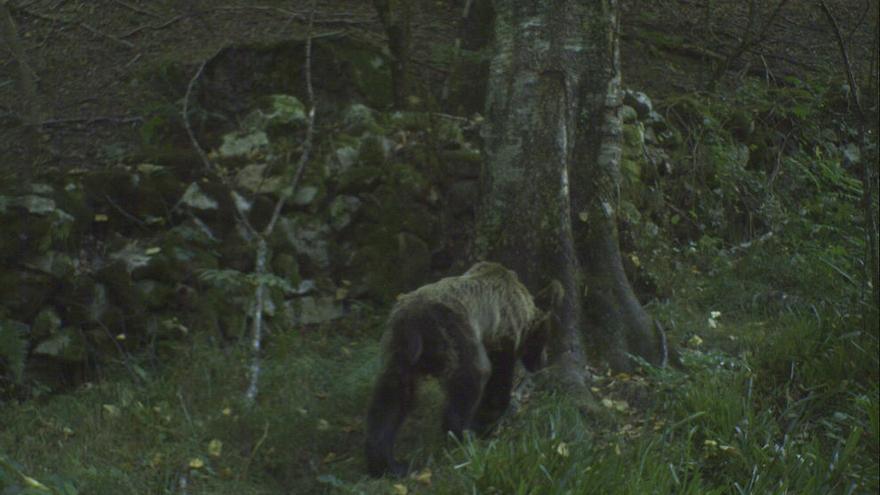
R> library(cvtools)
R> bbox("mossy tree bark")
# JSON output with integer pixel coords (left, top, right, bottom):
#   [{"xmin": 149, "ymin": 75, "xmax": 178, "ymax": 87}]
[
  {"xmin": 372, "ymin": 0, "xmax": 412, "ymax": 109},
  {"xmin": 476, "ymin": 0, "xmax": 664, "ymax": 375}
]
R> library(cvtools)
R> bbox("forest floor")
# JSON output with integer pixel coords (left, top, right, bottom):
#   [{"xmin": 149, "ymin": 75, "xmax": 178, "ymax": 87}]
[
  {"xmin": 1, "ymin": 0, "xmax": 874, "ymax": 171},
  {"xmin": 0, "ymin": 1, "xmax": 877, "ymax": 494}
]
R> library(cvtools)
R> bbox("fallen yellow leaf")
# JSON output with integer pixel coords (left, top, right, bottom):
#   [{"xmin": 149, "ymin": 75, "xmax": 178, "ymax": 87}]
[
  {"xmin": 412, "ymin": 468, "xmax": 432, "ymax": 485},
  {"xmin": 556, "ymin": 442, "xmax": 570, "ymax": 458},
  {"xmin": 719, "ymin": 445, "xmax": 738, "ymax": 454},
  {"xmin": 102, "ymin": 404, "xmax": 121, "ymax": 417},
  {"xmin": 189, "ymin": 458, "xmax": 204, "ymax": 469},
  {"xmin": 392, "ymin": 483, "xmax": 408, "ymax": 495},
  {"xmin": 208, "ymin": 439, "xmax": 223, "ymax": 458}
]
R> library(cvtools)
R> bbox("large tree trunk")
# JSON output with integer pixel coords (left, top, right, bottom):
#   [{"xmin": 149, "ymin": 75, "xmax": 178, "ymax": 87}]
[
  {"xmin": 476, "ymin": 0, "xmax": 663, "ymax": 375},
  {"xmin": 568, "ymin": 3, "xmax": 664, "ymax": 371}
]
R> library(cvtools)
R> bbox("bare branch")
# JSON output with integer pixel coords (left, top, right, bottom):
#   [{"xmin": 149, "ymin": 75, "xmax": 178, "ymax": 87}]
[
  {"xmin": 120, "ymin": 15, "xmax": 187, "ymax": 38},
  {"xmin": 38, "ymin": 115, "xmax": 143, "ymax": 126},
  {"xmin": 244, "ymin": 0, "xmax": 318, "ymax": 406},
  {"xmin": 111, "ymin": 0, "xmax": 161, "ymax": 18},
  {"xmin": 263, "ymin": 7, "xmax": 318, "ymax": 237},
  {"xmin": 817, "ymin": 0, "xmax": 862, "ymax": 116},
  {"xmin": 12, "ymin": 5, "xmax": 134, "ymax": 48},
  {"xmin": 818, "ymin": 0, "xmax": 880, "ymax": 332},
  {"xmin": 181, "ymin": 48, "xmax": 257, "ymax": 239}
]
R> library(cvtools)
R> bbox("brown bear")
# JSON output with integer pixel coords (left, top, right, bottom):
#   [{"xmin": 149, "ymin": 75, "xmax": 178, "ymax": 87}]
[{"xmin": 365, "ymin": 261, "xmax": 556, "ymax": 477}]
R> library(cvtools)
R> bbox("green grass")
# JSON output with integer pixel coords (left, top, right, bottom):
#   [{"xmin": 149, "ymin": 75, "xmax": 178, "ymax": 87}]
[
  {"xmin": 2, "ymin": 309, "xmax": 877, "ymax": 494},
  {"xmin": 1, "ymin": 265, "xmax": 878, "ymax": 494}
]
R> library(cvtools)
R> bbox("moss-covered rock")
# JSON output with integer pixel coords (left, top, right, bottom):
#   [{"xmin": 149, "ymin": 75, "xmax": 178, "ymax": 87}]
[
  {"xmin": 95, "ymin": 259, "xmax": 139, "ymax": 311},
  {"xmin": 272, "ymin": 252, "xmax": 301, "ymax": 284},
  {"xmin": 22, "ymin": 251, "xmax": 76, "ymax": 279},
  {"xmin": 82, "ymin": 169, "xmax": 139, "ymax": 229},
  {"xmin": 0, "ymin": 270, "xmax": 56, "ymax": 321},
  {"xmin": 32, "ymin": 307, "xmax": 62, "ymax": 340},
  {"xmin": 329, "ymin": 195, "xmax": 362, "ymax": 232},
  {"xmin": 0, "ymin": 195, "xmax": 74, "ymax": 261},
  {"xmin": 342, "ymin": 103, "xmax": 381, "ymax": 135},
  {"xmin": 358, "ymin": 134, "xmax": 391, "ymax": 167},
  {"xmin": 135, "ymin": 280, "xmax": 176, "ymax": 310},
  {"xmin": 218, "ymin": 131, "xmax": 269, "ymax": 160},
  {"xmin": 274, "ymin": 216, "xmax": 332, "ymax": 272},
  {"xmin": 624, "ymin": 90, "xmax": 654, "ymax": 118},
  {"xmin": 32, "ymin": 326, "xmax": 87, "ymax": 363},
  {"xmin": 349, "ymin": 227, "xmax": 432, "ymax": 301},
  {"xmin": 285, "ymin": 296, "xmax": 344, "ymax": 325},
  {"xmin": 619, "ymin": 105, "xmax": 639, "ymax": 123},
  {"xmin": 336, "ymin": 165, "xmax": 383, "ymax": 194}
]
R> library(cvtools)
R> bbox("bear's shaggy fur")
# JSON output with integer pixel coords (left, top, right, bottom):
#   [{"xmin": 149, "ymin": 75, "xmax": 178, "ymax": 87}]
[{"xmin": 365, "ymin": 262, "xmax": 552, "ymax": 477}]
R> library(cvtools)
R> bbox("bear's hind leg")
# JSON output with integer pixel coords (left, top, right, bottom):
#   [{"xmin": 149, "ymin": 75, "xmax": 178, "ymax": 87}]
[
  {"xmin": 442, "ymin": 343, "xmax": 490, "ymax": 438},
  {"xmin": 472, "ymin": 349, "xmax": 516, "ymax": 434},
  {"xmin": 365, "ymin": 366, "xmax": 416, "ymax": 477}
]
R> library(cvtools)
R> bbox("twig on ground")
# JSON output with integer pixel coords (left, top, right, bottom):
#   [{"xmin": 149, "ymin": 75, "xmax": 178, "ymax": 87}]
[
  {"xmin": 124, "ymin": 52, "xmax": 142, "ymax": 68},
  {"xmin": 111, "ymin": 0, "xmax": 160, "ymax": 18},
  {"xmin": 120, "ymin": 14, "xmax": 186, "ymax": 38},
  {"xmin": 38, "ymin": 115, "xmax": 143, "ymax": 126},
  {"xmin": 212, "ymin": 5, "xmax": 374, "ymax": 25},
  {"xmin": 239, "ymin": 421, "xmax": 270, "ymax": 481},
  {"xmin": 13, "ymin": 5, "xmax": 135, "ymax": 48},
  {"xmin": 177, "ymin": 389, "xmax": 193, "ymax": 427},
  {"xmin": 80, "ymin": 20, "xmax": 134, "ymax": 47},
  {"xmin": 104, "ymin": 194, "xmax": 147, "ymax": 228}
]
